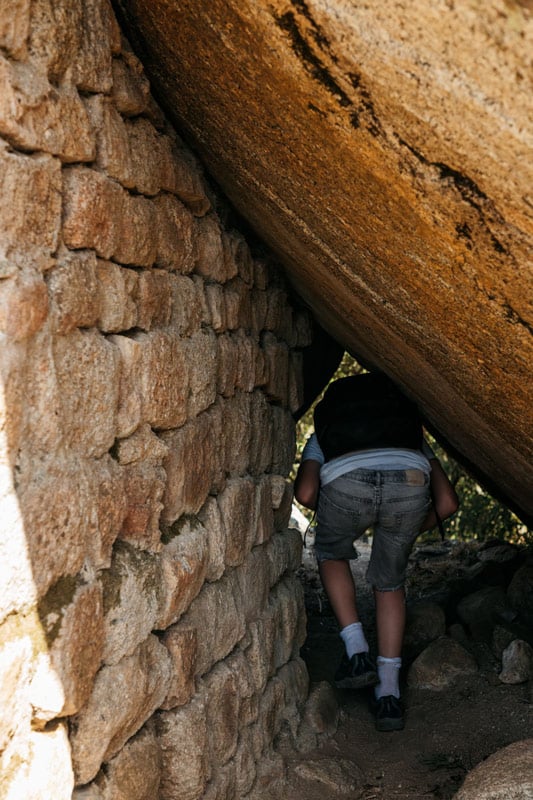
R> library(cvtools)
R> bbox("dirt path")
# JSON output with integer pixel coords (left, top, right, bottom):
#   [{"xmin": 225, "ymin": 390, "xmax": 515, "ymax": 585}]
[{"xmin": 282, "ymin": 539, "xmax": 532, "ymax": 799}]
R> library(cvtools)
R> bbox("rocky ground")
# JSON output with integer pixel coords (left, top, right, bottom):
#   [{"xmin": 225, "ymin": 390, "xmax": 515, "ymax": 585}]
[{"xmin": 278, "ymin": 529, "xmax": 533, "ymax": 799}]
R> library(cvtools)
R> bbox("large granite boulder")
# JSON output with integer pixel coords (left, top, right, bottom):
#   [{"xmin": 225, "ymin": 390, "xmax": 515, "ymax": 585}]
[{"xmin": 115, "ymin": 0, "xmax": 533, "ymax": 521}]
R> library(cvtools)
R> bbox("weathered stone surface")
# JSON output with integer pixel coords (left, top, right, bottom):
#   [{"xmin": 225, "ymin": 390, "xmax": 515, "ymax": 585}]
[
  {"xmin": 217, "ymin": 478, "xmax": 256, "ymax": 567},
  {"xmin": 491, "ymin": 624, "xmax": 516, "ymax": 660},
  {"xmin": 95, "ymin": 723, "xmax": 162, "ymax": 800},
  {"xmin": 100, "ymin": 543, "xmax": 160, "ymax": 665},
  {"xmin": 453, "ymin": 739, "xmax": 533, "ymax": 800},
  {"xmin": 245, "ymin": 611, "xmax": 278, "ymax": 693},
  {"xmin": 70, "ymin": 634, "xmax": 171, "ymax": 785},
  {"xmin": 62, "ymin": 167, "xmax": 157, "ymax": 267},
  {"xmin": 1, "ymin": 723, "xmax": 74, "ymax": 800},
  {"xmin": 161, "ymin": 406, "xmax": 224, "ymax": 523},
  {"xmin": 155, "ymin": 518, "xmax": 209, "ymax": 628},
  {"xmin": 154, "ymin": 194, "xmax": 197, "ymax": 274},
  {"xmin": 456, "ymin": 586, "xmax": 510, "ymax": 641},
  {"xmin": 266, "ymin": 529, "xmax": 303, "ymax": 586},
  {"xmin": 288, "ymin": 350, "xmax": 305, "ymax": 414},
  {"xmin": 31, "ymin": 580, "xmax": 104, "ymax": 720},
  {"xmin": 160, "ymin": 623, "xmax": 197, "ymax": 709},
  {"xmin": 274, "ymin": 657, "xmax": 310, "ymax": 745},
  {"xmin": 133, "ymin": 330, "xmax": 188, "ymax": 430},
  {"xmin": 0, "ymin": 5, "xmax": 312, "ymax": 796},
  {"xmin": 202, "ymin": 659, "xmax": 240, "ymax": 766},
  {"xmin": 197, "ymin": 497, "xmax": 226, "ymax": 582},
  {"xmin": 96, "ymin": 260, "xmax": 138, "ymax": 333},
  {"xmin": 157, "ymin": 696, "xmax": 209, "ymax": 800},
  {"xmin": 225, "ymin": 277, "xmax": 251, "ymax": 330},
  {"xmin": 0, "ymin": 269, "xmax": 48, "ymax": 341},
  {"xmin": 53, "ymin": 328, "xmax": 120, "ymax": 457},
  {"xmin": 300, "ymin": 679, "xmax": 337, "ymax": 736},
  {"xmin": 236, "ymin": 547, "xmax": 271, "ymax": 626},
  {"xmin": 0, "ymin": 56, "xmax": 94, "ymax": 161},
  {"xmin": 73, "ymin": 0, "xmax": 121, "ymax": 92},
  {"xmin": 116, "ymin": 425, "xmax": 167, "ymax": 551},
  {"xmin": 0, "ymin": 0, "xmax": 30, "ymax": 58},
  {"xmin": 48, "ymin": 250, "xmax": 99, "ymax": 334},
  {"xmin": 249, "ymin": 392, "xmax": 274, "ymax": 475},
  {"xmin": 183, "ymin": 329, "xmax": 218, "ymax": 417},
  {"xmin": 234, "ymin": 725, "xmax": 257, "ymax": 797},
  {"xmin": 194, "ymin": 213, "xmax": 229, "ymax": 283},
  {"xmin": 408, "ymin": 637, "xmax": 478, "ymax": 690},
  {"xmin": 499, "ymin": 639, "xmax": 533, "ymax": 685},
  {"xmin": 0, "ymin": 142, "xmax": 61, "ymax": 262},
  {"xmin": 262, "ymin": 332, "xmax": 290, "ymax": 406},
  {"xmin": 116, "ymin": 0, "xmax": 533, "ymax": 522},
  {"xmin": 294, "ymin": 758, "xmax": 365, "ymax": 797},
  {"xmin": 89, "ymin": 455, "xmax": 127, "ymax": 570},
  {"xmin": 270, "ymin": 577, "xmax": 307, "ymax": 670},
  {"xmin": 404, "ymin": 601, "xmax": 447, "ymax": 660},
  {"xmin": 111, "ymin": 49, "xmax": 150, "ymax": 117},
  {"xmin": 73, "ymin": 786, "xmax": 103, "ymax": 800},
  {"xmin": 108, "ymin": 335, "xmax": 144, "ymax": 437},
  {"xmin": 135, "ymin": 269, "xmax": 172, "ymax": 330},
  {"xmin": 254, "ymin": 476, "xmax": 275, "ymax": 546},
  {"xmin": 201, "ymin": 764, "xmax": 237, "ymax": 800},
  {"xmin": 0, "ymin": 633, "xmax": 34, "ymax": 753},
  {"xmin": 179, "ymin": 573, "xmax": 246, "ymax": 678},
  {"xmin": 222, "ymin": 392, "xmax": 252, "ymax": 476},
  {"xmin": 16, "ymin": 455, "xmax": 98, "ymax": 599},
  {"xmin": 170, "ymin": 274, "xmax": 205, "ymax": 334},
  {"xmin": 160, "ymin": 139, "xmax": 211, "ymax": 216},
  {"xmin": 271, "ymin": 406, "xmax": 296, "ymax": 475},
  {"xmin": 507, "ymin": 561, "xmax": 533, "ymax": 626}
]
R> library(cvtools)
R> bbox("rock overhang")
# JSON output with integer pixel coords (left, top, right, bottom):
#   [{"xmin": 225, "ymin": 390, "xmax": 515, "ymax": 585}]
[{"xmin": 113, "ymin": 0, "xmax": 533, "ymax": 523}]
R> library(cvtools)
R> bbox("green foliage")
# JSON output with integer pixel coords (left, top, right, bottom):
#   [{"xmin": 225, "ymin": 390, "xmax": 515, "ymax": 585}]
[{"xmin": 292, "ymin": 353, "xmax": 531, "ymax": 545}]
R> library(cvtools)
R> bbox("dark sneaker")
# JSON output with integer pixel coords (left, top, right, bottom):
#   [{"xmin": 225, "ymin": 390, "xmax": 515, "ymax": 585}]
[
  {"xmin": 371, "ymin": 694, "xmax": 405, "ymax": 731},
  {"xmin": 334, "ymin": 652, "xmax": 378, "ymax": 689}
]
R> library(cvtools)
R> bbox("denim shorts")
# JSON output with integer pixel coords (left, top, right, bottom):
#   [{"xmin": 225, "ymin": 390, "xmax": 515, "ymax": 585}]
[{"xmin": 315, "ymin": 469, "xmax": 431, "ymax": 591}]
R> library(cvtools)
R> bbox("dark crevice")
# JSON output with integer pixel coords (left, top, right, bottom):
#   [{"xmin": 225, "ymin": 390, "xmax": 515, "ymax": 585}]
[
  {"xmin": 397, "ymin": 136, "xmax": 510, "ymax": 255},
  {"xmin": 502, "ymin": 304, "xmax": 533, "ymax": 336},
  {"xmin": 308, "ymin": 102, "xmax": 327, "ymax": 118},
  {"xmin": 348, "ymin": 71, "xmax": 384, "ymax": 135},
  {"xmin": 275, "ymin": 11, "xmax": 385, "ymax": 138},
  {"xmin": 289, "ymin": 0, "xmax": 333, "ymax": 53},
  {"xmin": 275, "ymin": 11, "xmax": 351, "ymax": 107}
]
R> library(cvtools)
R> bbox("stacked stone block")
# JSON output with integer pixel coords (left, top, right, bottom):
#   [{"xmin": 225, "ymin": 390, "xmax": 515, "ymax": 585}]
[{"xmin": 0, "ymin": 1, "xmax": 313, "ymax": 797}]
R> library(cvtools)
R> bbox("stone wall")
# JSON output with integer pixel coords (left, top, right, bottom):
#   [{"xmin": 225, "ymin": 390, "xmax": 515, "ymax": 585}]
[{"xmin": 0, "ymin": 2, "xmax": 313, "ymax": 797}]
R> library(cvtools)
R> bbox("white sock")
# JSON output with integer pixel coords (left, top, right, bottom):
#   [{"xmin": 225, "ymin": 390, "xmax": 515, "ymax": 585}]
[
  {"xmin": 340, "ymin": 622, "xmax": 369, "ymax": 659},
  {"xmin": 375, "ymin": 656, "xmax": 402, "ymax": 699}
]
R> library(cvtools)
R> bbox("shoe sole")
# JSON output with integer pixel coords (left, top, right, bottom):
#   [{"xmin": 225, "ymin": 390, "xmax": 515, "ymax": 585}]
[
  {"xmin": 335, "ymin": 671, "xmax": 379, "ymax": 689},
  {"xmin": 375, "ymin": 716, "xmax": 405, "ymax": 732}
]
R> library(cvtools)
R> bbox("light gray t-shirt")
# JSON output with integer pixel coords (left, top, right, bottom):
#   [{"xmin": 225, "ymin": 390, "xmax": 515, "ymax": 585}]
[{"xmin": 301, "ymin": 433, "xmax": 435, "ymax": 487}]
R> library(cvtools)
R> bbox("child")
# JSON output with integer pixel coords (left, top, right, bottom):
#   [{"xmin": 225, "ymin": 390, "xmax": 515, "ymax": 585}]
[{"xmin": 294, "ymin": 372, "xmax": 458, "ymax": 731}]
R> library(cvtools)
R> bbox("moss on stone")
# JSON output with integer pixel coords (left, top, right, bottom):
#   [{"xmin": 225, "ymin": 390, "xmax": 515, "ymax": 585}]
[
  {"xmin": 37, "ymin": 575, "xmax": 79, "ymax": 646},
  {"xmin": 161, "ymin": 514, "xmax": 202, "ymax": 545}
]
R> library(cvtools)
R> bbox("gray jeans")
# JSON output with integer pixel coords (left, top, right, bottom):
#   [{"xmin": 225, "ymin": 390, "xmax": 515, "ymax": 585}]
[{"xmin": 315, "ymin": 468, "xmax": 431, "ymax": 590}]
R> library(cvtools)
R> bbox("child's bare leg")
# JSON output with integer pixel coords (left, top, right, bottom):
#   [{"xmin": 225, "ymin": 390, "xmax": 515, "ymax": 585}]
[
  {"xmin": 374, "ymin": 587, "xmax": 405, "ymax": 658},
  {"xmin": 319, "ymin": 558, "xmax": 376, "ymax": 687},
  {"xmin": 318, "ymin": 559, "xmax": 359, "ymax": 628}
]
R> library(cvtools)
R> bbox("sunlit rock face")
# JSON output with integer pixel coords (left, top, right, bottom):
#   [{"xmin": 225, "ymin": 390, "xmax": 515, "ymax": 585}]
[{"xmin": 115, "ymin": 0, "xmax": 533, "ymax": 521}]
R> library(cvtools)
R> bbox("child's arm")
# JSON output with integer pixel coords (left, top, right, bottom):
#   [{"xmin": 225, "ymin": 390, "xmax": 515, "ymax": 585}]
[
  {"xmin": 420, "ymin": 458, "xmax": 459, "ymax": 532},
  {"xmin": 294, "ymin": 459, "xmax": 321, "ymax": 510}
]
